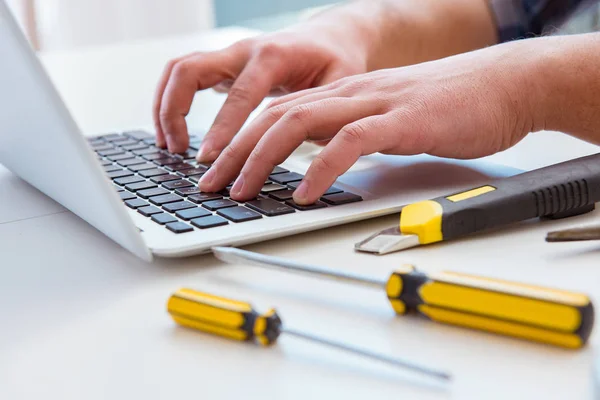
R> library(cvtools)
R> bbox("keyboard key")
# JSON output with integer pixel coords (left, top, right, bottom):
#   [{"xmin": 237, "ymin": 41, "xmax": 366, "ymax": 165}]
[
  {"xmin": 219, "ymin": 186, "xmax": 232, "ymax": 197},
  {"xmin": 98, "ymin": 133, "xmax": 123, "ymax": 141},
  {"xmin": 191, "ymin": 215, "xmax": 229, "ymax": 229},
  {"xmin": 128, "ymin": 162, "xmax": 157, "ymax": 172},
  {"xmin": 163, "ymin": 201, "xmax": 196, "ymax": 213},
  {"xmin": 175, "ymin": 187, "xmax": 202, "ymax": 197},
  {"xmin": 150, "ymin": 174, "xmax": 181, "ymax": 184},
  {"xmin": 98, "ymin": 149, "xmax": 125, "ymax": 157},
  {"xmin": 202, "ymin": 199, "xmax": 238, "ymax": 211},
  {"xmin": 137, "ymin": 187, "xmax": 169, "ymax": 199},
  {"xmin": 125, "ymin": 181, "xmax": 157, "ymax": 192},
  {"xmin": 114, "ymin": 175, "xmax": 145, "ymax": 186},
  {"xmin": 114, "ymin": 139, "xmax": 139, "ymax": 147},
  {"xmin": 217, "ymin": 206, "xmax": 263, "ymax": 222},
  {"xmin": 153, "ymin": 155, "xmax": 181, "ymax": 166},
  {"xmin": 324, "ymin": 186, "xmax": 344, "ymax": 195},
  {"xmin": 124, "ymin": 130, "xmax": 153, "ymax": 141},
  {"xmin": 92, "ymin": 144, "xmax": 114, "ymax": 152},
  {"xmin": 287, "ymin": 182, "xmax": 343, "ymax": 196},
  {"xmin": 269, "ymin": 189, "xmax": 295, "ymax": 201},
  {"xmin": 142, "ymin": 152, "xmax": 166, "ymax": 161},
  {"xmin": 151, "ymin": 213, "xmax": 178, "ymax": 225},
  {"xmin": 100, "ymin": 160, "xmax": 113, "ymax": 166},
  {"xmin": 285, "ymin": 200, "xmax": 328, "ymax": 211},
  {"xmin": 321, "ymin": 192, "xmax": 363, "ymax": 205},
  {"xmin": 148, "ymin": 193, "xmax": 183, "ymax": 206},
  {"xmin": 260, "ymin": 183, "xmax": 287, "ymax": 193},
  {"xmin": 114, "ymin": 185, "xmax": 124, "ymax": 192},
  {"xmin": 188, "ymin": 193, "xmax": 223, "ymax": 203},
  {"xmin": 89, "ymin": 138, "xmax": 106, "ymax": 145},
  {"xmin": 177, "ymin": 167, "xmax": 207, "ymax": 177},
  {"xmin": 142, "ymin": 138, "xmax": 156, "ymax": 145},
  {"xmin": 107, "ymin": 153, "xmax": 133, "ymax": 161},
  {"xmin": 271, "ymin": 166, "xmax": 289, "ymax": 175},
  {"xmin": 246, "ymin": 198, "xmax": 296, "ymax": 217},
  {"xmin": 108, "ymin": 170, "xmax": 134, "ymax": 179},
  {"xmin": 138, "ymin": 168, "xmax": 168, "ymax": 178},
  {"xmin": 125, "ymin": 199, "xmax": 148, "ymax": 209},
  {"xmin": 119, "ymin": 191, "xmax": 136, "ymax": 201},
  {"xmin": 269, "ymin": 172, "xmax": 304, "ymax": 184},
  {"xmin": 104, "ymin": 165, "xmax": 122, "ymax": 173},
  {"xmin": 166, "ymin": 221, "xmax": 194, "ymax": 233},
  {"xmin": 188, "ymin": 175, "xmax": 202, "ymax": 184},
  {"xmin": 177, "ymin": 150, "xmax": 197, "ymax": 160},
  {"xmin": 133, "ymin": 148, "xmax": 160, "ymax": 156},
  {"xmin": 121, "ymin": 143, "xmax": 148, "ymax": 151},
  {"xmin": 165, "ymin": 162, "xmax": 194, "ymax": 172},
  {"xmin": 117, "ymin": 158, "xmax": 145, "ymax": 167},
  {"xmin": 176, "ymin": 207, "xmax": 211, "ymax": 220},
  {"xmin": 163, "ymin": 179, "xmax": 194, "ymax": 190},
  {"xmin": 137, "ymin": 205, "xmax": 163, "ymax": 217}
]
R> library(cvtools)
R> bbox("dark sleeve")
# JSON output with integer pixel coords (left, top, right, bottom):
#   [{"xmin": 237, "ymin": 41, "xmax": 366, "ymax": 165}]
[{"xmin": 489, "ymin": 0, "xmax": 597, "ymax": 42}]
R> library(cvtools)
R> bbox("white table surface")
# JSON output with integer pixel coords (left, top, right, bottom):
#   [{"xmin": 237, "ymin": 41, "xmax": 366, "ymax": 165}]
[{"xmin": 2, "ymin": 27, "xmax": 600, "ymax": 400}]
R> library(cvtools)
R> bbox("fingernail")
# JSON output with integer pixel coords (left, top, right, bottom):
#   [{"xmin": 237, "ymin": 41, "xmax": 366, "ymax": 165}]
[
  {"xmin": 199, "ymin": 167, "xmax": 216, "ymax": 187},
  {"xmin": 230, "ymin": 174, "xmax": 245, "ymax": 197},
  {"xmin": 197, "ymin": 143, "xmax": 220, "ymax": 162},
  {"xmin": 293, "ymin": 181, "xmax": 309, "ymax": 204}
]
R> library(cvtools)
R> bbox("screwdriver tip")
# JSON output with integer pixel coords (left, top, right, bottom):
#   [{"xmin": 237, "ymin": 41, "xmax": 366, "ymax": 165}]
[{"xmin": 546, "ymin": 226, "xmax": 600, "ymax": 242}]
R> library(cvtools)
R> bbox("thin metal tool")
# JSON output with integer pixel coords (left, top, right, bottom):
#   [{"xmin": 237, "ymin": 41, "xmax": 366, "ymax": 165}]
[
  {"xmin": 212, "ymin": 247, "xmax": 595, "ymax": 349},
  {"xmin": 282, "ymin": 328, "xmax": 451, "ymax": 380},
  {"xmin": 213, "ymin": 246, "xmax": 384, "ymax": 288},
  {"xmin": 547, "ymin": 225, "xmax": 600, "ymax": 242},
  {"xmin": 167, "ymin": 287, "xmax": 451, "ymax": 381}
]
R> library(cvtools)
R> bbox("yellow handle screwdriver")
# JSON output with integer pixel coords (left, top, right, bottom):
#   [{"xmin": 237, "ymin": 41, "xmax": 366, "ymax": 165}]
[
  {"xmin": 167, "ymin": 288, "xmax": 451, "ymax": 381},
  {"xmin": 212, "ymin": 247, "xmax": 594, "ymax": 349}
]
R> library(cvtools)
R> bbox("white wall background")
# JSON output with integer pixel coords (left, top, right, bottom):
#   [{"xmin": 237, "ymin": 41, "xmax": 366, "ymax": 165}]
[{"xmin": 6, "ymin": 0, "xmax": 215, "ymax": 51}]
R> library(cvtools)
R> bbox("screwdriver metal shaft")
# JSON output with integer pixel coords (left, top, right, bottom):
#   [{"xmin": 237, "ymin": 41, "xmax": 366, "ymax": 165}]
[
  {"xmin": 213, "ymin": 246, "xmax": 383, "ymax": 288},
  {"xmin": 282, "ymin": 328, "xmax": 451, "ymax": 381},
  {"xmin": 211, "ymin": 247, "xmax": 595, "ymax": 349}
]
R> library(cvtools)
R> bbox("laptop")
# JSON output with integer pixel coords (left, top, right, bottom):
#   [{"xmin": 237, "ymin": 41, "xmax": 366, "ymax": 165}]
[{"xmin": 0, "ymin": 1, "xmax": 518, "ymax": 261}]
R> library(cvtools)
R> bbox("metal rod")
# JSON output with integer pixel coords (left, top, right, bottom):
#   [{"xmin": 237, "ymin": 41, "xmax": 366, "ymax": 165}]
[
  {"xmin": 282, "ymin": 328, "xmax": 451, "ymax": 381},
  {"xmin": 212, "ymin": 247, "xmax": 385, "ymax": 288},
  {"xmin": 546, "ymin": 225, "xmax": 600, "ymax": 242}
]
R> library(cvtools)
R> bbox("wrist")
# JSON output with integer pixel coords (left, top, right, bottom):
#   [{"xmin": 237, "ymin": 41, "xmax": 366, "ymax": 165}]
[
  {"xmin": 526, "ymin": 34, "xmax": 600, "ymax": 138},
  {"xmin": 303, "ymin": 1, "xmax": 385, "ymax": 69}
]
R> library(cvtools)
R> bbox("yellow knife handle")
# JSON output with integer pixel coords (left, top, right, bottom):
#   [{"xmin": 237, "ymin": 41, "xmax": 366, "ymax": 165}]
[
  {"xmin": 386, "ymin": 267, "xmax": 594, "ymax": 348},
  {"xmin": 167, "ymin": 288, "xmax": 282, "ymax": 346}
]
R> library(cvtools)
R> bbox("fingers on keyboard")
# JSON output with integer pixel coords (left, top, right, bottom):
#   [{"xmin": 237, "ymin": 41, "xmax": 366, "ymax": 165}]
[{"xmin": 101, "ymin": 132, "xmax": 363, "ymax": 235}]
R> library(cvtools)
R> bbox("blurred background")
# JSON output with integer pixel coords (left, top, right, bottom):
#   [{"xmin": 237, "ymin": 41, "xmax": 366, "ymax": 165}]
[
  {"xmin": 4, "ymin": 0, "xmax": 600, "ymax": 52},
  {"xmin": 4, "ymin": 0, "xmax": 339, "ymax": 51}
]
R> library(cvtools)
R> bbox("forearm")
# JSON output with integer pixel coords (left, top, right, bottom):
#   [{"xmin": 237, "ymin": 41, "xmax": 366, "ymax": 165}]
[
  {"xmin": 533, "ymin": 33, "xmax": 600, "ymax": 143},
  {"xmin": 309, "ymin": 0, "xmax": 498, "ymax": 70}
]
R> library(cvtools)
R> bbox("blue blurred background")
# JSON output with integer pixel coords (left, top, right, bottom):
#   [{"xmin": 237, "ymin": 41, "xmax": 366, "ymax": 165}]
[{"xmin": 215, "ymin": 0, "xmax": 338, "ymax": 27}]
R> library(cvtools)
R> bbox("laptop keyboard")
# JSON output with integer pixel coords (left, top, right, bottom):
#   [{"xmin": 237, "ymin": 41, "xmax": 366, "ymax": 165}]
[{"xmin": 89, "ymin": 130, "xmax": 363, "ymax": 234}]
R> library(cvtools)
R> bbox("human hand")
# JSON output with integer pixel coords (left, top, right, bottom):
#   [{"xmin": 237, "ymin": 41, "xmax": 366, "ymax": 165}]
[
  {"xmin": 198, "ymin": 40, "xmax": 545, "ymax": 204},
  {"xmin": 153, "ymin": 15, "xmax": 372, "ymax": 156}
]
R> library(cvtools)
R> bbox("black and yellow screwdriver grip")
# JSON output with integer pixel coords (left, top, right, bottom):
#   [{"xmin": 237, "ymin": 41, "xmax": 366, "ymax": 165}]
[
  {"xmin": 400, "ymin": 153, "xmax": 600, "ymax": 245},
  {"xmin": 167, "ymin": 288, "xmax": 282, "ymax": 345},
  {"xmin": 386, "ymin": 266, "xmax": 595, "ymax": 348}
]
